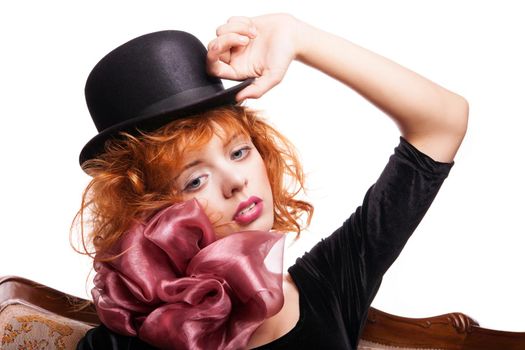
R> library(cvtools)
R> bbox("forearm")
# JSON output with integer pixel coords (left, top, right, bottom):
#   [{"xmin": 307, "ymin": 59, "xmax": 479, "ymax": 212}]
[{"xmin": 293, "ymin": 18, "xmax": 468, "ymax": 162}]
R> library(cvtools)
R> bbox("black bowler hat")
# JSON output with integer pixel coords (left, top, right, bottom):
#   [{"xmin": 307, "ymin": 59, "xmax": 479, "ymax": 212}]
[{"xmin": 79, "ymin": 30, "xmax": 253, "ymax": 167}]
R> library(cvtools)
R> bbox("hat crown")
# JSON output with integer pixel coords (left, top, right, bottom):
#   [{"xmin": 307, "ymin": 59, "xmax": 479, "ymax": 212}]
[
  {"xmin": 79, "ymin": 30, "xmax": 252, "ymax": 168},
  {"xmin": 85, "ymin": 30, "xmax": 223, "ymax": 133}
]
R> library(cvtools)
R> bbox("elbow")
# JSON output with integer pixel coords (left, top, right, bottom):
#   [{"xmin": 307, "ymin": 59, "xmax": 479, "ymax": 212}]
[
  {"xmin": 400, "ymin": 94, "xmax": 469, "ymax": 163},
  {"xmin": 444, "ymin": 93, "xmax": 469, "ymax": 142},
  {"xmin": 402, "ymin": 93, "xmax": 469, "ymax": 162},
  {"xmin": 456, "ymin": 95, "xmax": 469, "ymax": 138}
]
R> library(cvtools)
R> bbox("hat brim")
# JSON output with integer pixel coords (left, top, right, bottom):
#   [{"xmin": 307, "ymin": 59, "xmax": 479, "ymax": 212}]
[{"xmin": 79, "ymin": 78, "xmax": 254, "ymax": 166}]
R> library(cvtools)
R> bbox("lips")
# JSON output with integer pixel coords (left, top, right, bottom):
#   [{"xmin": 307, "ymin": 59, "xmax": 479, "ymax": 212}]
[{"xmin": 233, "ymin": 196, "xmax": 263, "ymax": 225}]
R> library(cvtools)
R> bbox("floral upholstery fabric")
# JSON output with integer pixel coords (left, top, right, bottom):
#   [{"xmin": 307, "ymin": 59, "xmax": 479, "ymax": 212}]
[
  {"xmin": 1, "ymin": 303, "xmax": 447, "ymax": 350},
  {"xmin": 0, "ymin": 303, "xmax": 93, "ymax": 350}
]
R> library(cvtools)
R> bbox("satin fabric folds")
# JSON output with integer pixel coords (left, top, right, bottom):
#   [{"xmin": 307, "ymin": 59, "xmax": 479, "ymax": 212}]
[{"xmin": 92, "ymin": 199, "xmax": 285, "ymax": 350}]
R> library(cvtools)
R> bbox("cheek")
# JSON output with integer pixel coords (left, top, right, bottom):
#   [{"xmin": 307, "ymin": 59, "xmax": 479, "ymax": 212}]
[
  {"xmin": 198, "ymin": 196, "xmax": 237, "ymax": 238},
  {"xmin": 192, "ymin": 195, "xmax": 220, "ymax": 219},
  {"xmin": 191, "ymin": 197, "xmax": 224, "ymax": 232},
  {"xmin": 180, "ymin": 188, "xmax": 218, "ymax": 219},
  {"xmin": 189, "ymin": 191, "xmax": 232, "ymax": 229},
  {"xmin": 257, "ymin": 160, "xmax": 272, "ymax": 195}
]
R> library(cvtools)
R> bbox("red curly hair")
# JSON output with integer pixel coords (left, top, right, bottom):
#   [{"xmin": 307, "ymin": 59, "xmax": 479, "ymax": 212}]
[{"xmin": 72, "ymin": 105, "xmax": 313, "ymax": 259}]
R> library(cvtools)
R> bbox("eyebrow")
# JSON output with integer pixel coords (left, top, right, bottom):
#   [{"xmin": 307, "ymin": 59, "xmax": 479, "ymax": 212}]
[
  {"xmin": 222, "ymin": 132, "xmax": 244, "ymax": 147},
  {"xmin": 180, "ymin": 159, "xmax": 202, "ymax": 174}
]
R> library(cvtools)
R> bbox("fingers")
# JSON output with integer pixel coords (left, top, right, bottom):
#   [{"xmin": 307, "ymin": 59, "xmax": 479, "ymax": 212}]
[
  {"xmin": 236, "ymin": 70, "xmax": 284, "ymax": 102},
  {"xmin": 207, "ymin": 32, "xmax": 250, "ymax": 70},
  {"xmin": 207, "ymin": 16, "xmax": 258, "ymax": 80},
  {"xmin": 216, "ymin": 21, "xmax": 257, "ymax": 39},
  {"xmin": 208, "ymin": 32, "xmax": 250, "ymax": 53},
  {"xmin": 206, "ymin": 59, "xmax": 239, "ymax": 80},
  {"xmin": 226, "ymin": 16, "xmax": 252, "ymax": 25}
]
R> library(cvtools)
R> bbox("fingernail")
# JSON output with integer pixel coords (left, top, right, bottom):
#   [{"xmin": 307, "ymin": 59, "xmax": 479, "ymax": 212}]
[
  {"xmin": 250, "ymin": 27, "xmax": 257, "ymax": 36},
  {"xmin": 240, "ymin": 36, "xmax": 249, "ymax": 43}
]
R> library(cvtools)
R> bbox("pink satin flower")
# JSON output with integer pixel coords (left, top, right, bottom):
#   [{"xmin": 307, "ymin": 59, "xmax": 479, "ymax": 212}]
[{"xmin": 92, "ymin": 199, "xmax": 285, "ymax": 350}]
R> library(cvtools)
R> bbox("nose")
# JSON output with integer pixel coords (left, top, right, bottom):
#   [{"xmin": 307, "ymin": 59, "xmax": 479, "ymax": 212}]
[{"xmin": 221, "ymin": 166, "xmax": 247, "ymax": 198}]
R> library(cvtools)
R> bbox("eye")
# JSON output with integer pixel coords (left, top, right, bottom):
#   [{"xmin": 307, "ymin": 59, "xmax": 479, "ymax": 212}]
[
  {"xmin": 231, "ymin": 146, "xmax": 251, "ymax": 160},
  {"xmin": 183, "ymin": 174, "xmax": 208, "ymax": 192}
]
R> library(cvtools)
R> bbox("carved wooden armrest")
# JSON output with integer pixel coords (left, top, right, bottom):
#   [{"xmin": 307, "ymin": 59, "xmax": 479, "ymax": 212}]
[{"xmin": 359, "ymin": 307, "xmax": 525, "ymax": 350}]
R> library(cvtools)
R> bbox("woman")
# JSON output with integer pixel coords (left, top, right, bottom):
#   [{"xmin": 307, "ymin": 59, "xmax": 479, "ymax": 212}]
[{"xmin": 76, "ymin": 13, "xmax": 468, "ymax": 350}]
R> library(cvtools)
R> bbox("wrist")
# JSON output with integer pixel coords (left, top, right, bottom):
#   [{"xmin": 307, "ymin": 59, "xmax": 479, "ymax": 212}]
[
  {"xmin": 265, "ymin": 13, "xmax": 311, "ymax": 62},
  {"xmin": 292, "ymin": 19, "xmax": 317, "ymax": 62}
]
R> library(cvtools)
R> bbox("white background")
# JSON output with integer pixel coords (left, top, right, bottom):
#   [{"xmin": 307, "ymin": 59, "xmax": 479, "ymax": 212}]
[{"xmin": 1, "ymin": 0, "xmax": 524, "ymax": 332}]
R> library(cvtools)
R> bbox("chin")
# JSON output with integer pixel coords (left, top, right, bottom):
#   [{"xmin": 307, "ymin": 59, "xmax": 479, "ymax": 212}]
[
  {"xmin": 237, "ymin": 220, "xmax": 272, "ymax": 233},
  {"xmin": 216, "ymin": 217, "xmax": 274, "ymax": 238},
  {"xmin": 252, "ymin": 216, "xmax": 274, "ymax": 233}
]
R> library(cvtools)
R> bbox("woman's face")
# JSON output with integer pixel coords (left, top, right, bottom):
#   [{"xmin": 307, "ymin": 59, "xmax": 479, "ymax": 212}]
[{"xmin": 174, "ymin": 127, "xmax": 274, "ymax": 238}]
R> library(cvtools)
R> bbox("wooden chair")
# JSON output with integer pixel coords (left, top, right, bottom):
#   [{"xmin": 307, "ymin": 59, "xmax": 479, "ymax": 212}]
[
  {"xmin": 1, "ymin": 275, "xmax": 524, "ymax": 349},
  {"xmin": 359, "ymin": 307, "xmax": 525, "ymax": 349},
  {"xmin": 0, "ymin": 276, "xmax": 97, "ymax": 350}
]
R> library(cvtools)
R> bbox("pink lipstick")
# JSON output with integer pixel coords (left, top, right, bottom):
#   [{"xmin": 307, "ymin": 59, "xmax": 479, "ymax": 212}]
[{"xmin": 233, "ymin": 196, "xmax": 263, "ymax": 225}]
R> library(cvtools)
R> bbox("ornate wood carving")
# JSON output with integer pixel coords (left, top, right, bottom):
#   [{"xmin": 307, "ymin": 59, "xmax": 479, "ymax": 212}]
[{"xmin": 361, "ymin": 307, "xmax": 525, "ymax": 350}]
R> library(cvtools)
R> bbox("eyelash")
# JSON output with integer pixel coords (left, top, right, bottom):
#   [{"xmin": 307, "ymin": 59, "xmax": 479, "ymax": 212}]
[
  {"xmin": 183, "ymin": 175, "xmax": 208, "ymax": 192},
  {"xmin": 182, "ymin": 146, "xmax": 252, "ymax": 192},
  {"xmin": 231, "ymin": 146, "xmax": 251, "ymax": 160}
]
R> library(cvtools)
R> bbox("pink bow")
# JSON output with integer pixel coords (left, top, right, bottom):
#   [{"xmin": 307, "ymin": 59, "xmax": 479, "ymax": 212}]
[{"xmin": 92, "ymin": 199, "xmax": 285, "ymax": 350}]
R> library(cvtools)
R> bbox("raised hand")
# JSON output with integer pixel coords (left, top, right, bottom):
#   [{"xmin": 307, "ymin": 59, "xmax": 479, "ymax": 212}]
[{"xmin": 207, "ymin": 14, "xmax": 300, "ymax": 102}]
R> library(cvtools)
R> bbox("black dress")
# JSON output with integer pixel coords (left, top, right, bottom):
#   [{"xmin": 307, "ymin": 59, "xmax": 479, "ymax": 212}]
[{"xmin": 77, "ymin": 137, "xmax": 454, "ymax": 350}]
